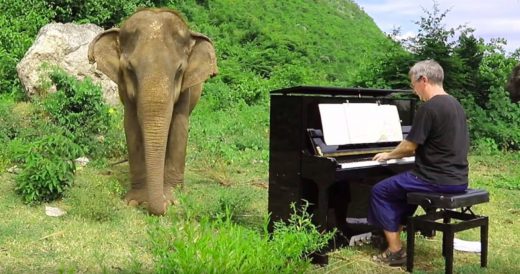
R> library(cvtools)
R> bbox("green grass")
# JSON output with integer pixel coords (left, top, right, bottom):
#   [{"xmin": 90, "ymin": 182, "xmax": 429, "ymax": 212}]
[{"xmin": 1, "ymin": 153, "xmax": 520, "ymax": 273}]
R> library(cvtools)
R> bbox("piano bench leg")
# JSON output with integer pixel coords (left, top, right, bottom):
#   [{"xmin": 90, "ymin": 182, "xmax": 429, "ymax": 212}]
[{"xmin": 406, "ymin": 218, "xmax": 415, "ymax": 272}]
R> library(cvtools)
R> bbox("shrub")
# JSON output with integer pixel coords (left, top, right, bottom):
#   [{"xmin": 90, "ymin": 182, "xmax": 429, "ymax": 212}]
[
  {"xmin": 15, "ymin": 133, "xmax": 82, "ymax": 204},
  {"xmin": 462, "ymin": 86, "xmax": 520, "ymax": 150},
  {"xmin": 44, "ymin": 69, "xmax": 113, "ymax": 157},
  {"xmin": 148, "ymin": 202, "xmax": 334, "ymax": 273},
  {"xmin": 0, "ymin": 0, "xmax": 54, "ymax": 95},
  {"xmin": 47, "ymin": 0, "xmax": 168, "ymax": 28},
  {"xmin": 0, "ymin": 95, "xmax": 23, "ymax": 142}
]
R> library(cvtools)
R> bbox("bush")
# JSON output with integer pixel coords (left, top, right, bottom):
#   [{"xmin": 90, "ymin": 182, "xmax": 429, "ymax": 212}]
[
  {"xmin": 148, "ymin": 202, "xmax": 334, "ymax": 273},
  {"xmin": 463, "ymin": 86, "xmax": 520, "ymax": 151},
  {"xmin": 0, "ymin": 0, "xmax": 54, "ymax": 95},
  {"xmin": 0, "ymin": 95, "xmax": 23, "ymax": 142},
  {"xmin": 15, "ymin": 133, "xmax": 82, "ymax": 204},
  {"xmin": 46, "ymin": 0, "xmax": 168, "ymax": 28},
  {"xmin": 44, "ymin": 69, "xmax": 114, "ymax": 157}
]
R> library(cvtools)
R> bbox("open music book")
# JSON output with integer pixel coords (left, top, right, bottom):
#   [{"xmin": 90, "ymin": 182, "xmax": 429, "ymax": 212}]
[{"xmin": 319, "ymin": 103, "xmax": 403, "ymax": 146}]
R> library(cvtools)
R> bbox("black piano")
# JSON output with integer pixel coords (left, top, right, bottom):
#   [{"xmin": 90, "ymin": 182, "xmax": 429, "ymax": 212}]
[{"xmin": 268, "ymin": 86, "xmax": 418, "ymax": 246}]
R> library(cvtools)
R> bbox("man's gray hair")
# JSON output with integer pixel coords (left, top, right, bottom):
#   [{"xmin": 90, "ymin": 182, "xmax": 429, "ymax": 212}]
[{"xmin": 409, "ymin": 59, "xmax": 444, "ymax": 86}]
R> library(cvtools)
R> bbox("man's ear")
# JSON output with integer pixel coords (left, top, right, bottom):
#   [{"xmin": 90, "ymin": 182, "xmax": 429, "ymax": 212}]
[
  {"xmin": 88, "ymin": 28, "xmax": 121, "ymax": 83},
  {"xmin": 181, "ymin": 32, "xmax": 218, "ymax": 91}
]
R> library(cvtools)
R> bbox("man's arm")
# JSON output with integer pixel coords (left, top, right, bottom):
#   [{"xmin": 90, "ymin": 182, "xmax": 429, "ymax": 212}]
[{"xmin": 372, "ymin": 139, "xmax": 417, "ymax": 161}]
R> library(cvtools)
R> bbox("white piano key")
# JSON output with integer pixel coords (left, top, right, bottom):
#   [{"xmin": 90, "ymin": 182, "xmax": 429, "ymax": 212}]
[{"xmin": 340, "ymin": 156, "xmax": 415, "ymax": 169}]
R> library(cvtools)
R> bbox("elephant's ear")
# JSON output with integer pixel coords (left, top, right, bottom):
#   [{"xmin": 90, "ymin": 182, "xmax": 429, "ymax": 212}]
[
  {"xmin": 88, "ymin": 28, "xmax": 121, "ymax": 83},
  {"xmin": 181, "ymin": 32, "xmax": 218, "ymax": 91}
]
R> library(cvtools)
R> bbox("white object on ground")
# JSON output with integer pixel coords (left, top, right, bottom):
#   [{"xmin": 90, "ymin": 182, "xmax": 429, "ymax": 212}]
[
  {"xmin": 349, "ymin": 232, "xmax": 372, "ymax": 246},
  {"xmin": 74, "ymin": 156, "xmax": 90, "ymax": 167},
  {"xmin": 7, "ymin": 165, "xmax": 21, "ymax": 174},
  {"xmin": 45, "ymin": 206, "xmax": 67, "ymax": 217},
  {"xmin": 454, "ymin": 238, "xmax": 481, "ymax": 253}
]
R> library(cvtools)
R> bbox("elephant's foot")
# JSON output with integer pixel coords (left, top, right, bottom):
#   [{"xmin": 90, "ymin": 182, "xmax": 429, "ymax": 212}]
[
  {"xmin": 147, "ymin": 196, "xmax": 170, "ymax": 215},
  {"xmin": 125, "ymin": 188, "xmax": 147, "ymax": 207},
  {"xmin": 163, "ymin": 184, "xmax": 180, "ymax": 205}
]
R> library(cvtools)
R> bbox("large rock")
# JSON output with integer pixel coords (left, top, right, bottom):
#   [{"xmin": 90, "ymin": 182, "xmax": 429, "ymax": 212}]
[{"xmin": 16, "ymin": 23, "xmax": 119, "ymax": 105}]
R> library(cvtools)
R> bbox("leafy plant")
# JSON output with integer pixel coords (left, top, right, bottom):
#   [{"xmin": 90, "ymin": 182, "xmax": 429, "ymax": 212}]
[
  {"xmin": 0, "ymin": 95, "xmax": 23, "ymax": 142},
  {"xmin": 0, "ymin": 0, "xmax": 55, "ymax": 95},
  {"xmin": 148, "ymin": 201, "xmax": 334, "ymax": 273},
  {"xmin": 15, "ymin": 133, "xmax": 82, "ymax": 204},
  {"xmin": 46, "ymin": 0, "xmax": 168, "ymax": 28},
  {"xmin": 44, "ymin": 69, "xmax": 114, "ymax": 157}
]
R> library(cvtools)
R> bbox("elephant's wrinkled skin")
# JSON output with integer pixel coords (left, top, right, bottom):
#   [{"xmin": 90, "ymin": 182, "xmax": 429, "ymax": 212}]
[{"xmin": 88, "ymin": 8, "xmax": 218, "ymax": 215}]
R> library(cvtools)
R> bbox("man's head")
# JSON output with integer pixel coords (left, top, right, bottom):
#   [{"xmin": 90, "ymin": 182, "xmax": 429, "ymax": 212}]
[{"xmin": 409, "ymin": 60, "xmax": 445, "ymax": 101}]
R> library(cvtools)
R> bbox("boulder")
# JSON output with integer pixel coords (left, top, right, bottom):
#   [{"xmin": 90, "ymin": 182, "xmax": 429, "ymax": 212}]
[{"xmin": 16, "ymin": 23, "xmax": 119, "ymax": 105}]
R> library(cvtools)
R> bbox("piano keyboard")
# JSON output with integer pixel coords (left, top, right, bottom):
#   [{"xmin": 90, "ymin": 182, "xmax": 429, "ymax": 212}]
[{"xmin": 340, "ymin": 156, "xmax": 415, "ymax": 169}]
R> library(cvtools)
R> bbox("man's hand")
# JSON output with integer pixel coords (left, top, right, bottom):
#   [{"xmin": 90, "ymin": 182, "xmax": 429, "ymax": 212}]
[
  {"xmin": 373, "ymin": 152, "xmax": 391, "ymax": 162},
  {"xmin": 372, "ymin": 140, "xmax": 417, "ymax": 162}
]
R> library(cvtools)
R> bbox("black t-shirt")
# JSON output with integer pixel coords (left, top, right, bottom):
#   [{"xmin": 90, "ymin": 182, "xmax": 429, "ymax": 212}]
[{"xmin": 406, "ymin": 95, "xmax": 469, "ymax": 185}]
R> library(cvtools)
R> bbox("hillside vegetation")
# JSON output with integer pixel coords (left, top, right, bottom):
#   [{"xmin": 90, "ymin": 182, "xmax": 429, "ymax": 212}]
[
  {"xmin": 0, "ymin": 0, "xmax": 399, "ymax": 169},
  {"xmin": 1, "ymin": 0, "xmax": 520, "ymax": 273}
]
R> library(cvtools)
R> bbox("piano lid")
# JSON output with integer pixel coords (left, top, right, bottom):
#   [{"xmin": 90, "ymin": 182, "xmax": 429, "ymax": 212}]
[{"xmin": 270, "ymin": 86, "xmax": 414, "ymax": 97}]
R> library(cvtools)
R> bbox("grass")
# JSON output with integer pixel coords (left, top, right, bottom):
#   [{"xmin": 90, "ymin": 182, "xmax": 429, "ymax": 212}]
[{"xmin": 1, "ymin": 152, "xmax": 519, "ymax": 273}]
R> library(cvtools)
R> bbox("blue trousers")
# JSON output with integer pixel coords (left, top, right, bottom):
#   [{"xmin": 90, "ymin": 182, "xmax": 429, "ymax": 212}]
[{"xmin": 367, "ymin": 171, "xmax": 467, "ymax": 232}]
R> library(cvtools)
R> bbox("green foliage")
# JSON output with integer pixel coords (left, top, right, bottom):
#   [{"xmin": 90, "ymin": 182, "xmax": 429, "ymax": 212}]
[
  {"xmin": 462, "ymin": 86, "xmax": 520, "ymax": 150},
  {"xmin": 189, "ymin": 101, "xmax": 269, "ymax": 168},
  {"xmin": 176, "ymin": 184, "xmax": 255, "ymax": 223},
  {"xmin": 148, "ymin": 201, "xmax": 334, "ymax": 273},
  {"xmin": 0, "ymin": 95, "xmax": 23, "ymax": 142},
  {"xmin": 15, "ymin": 133, "xmax": 82, "ymax": 204},
  {"xmin": 64, "ymin": 174, "xmax": 125, "ymax": 222},
  {"xmin": 173, "ymin": 0, "xmax": 394, "ymax": 97},
  {"xmin": 0, "ymin": 0, "xmax": 55, "ymax": 95},
  {"xmin": 471, "ymin": 138, "xmax": 500, "ymax": 156},
  {"xmin": 1, "ymin": 69, "xmax": 124, "ymax": 203},
  {"xmin": 354, "ymin": 2, "xmax": 520, "ymax": 151},
  {"xmin": 46, "ymin": 0, "xmax": 168, "ymax": 28},
  {"xmin": 44, "ymin": 69, "xmax": 115, "ymax": 157}
]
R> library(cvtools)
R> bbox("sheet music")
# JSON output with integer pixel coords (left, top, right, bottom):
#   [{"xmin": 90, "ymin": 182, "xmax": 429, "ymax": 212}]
[{"xmin": 319, "ymin": 103, "xmax": 403, "ymax": 146}]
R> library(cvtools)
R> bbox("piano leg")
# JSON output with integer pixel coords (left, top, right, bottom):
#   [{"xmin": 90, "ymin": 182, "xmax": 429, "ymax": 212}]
[
  {"xmin": 317, "ymin": 185, "xmax": 329, "ymax": 232},
  {"xmin": 331, "ymin": 182, "xmax": 351, "ymax": 237}
]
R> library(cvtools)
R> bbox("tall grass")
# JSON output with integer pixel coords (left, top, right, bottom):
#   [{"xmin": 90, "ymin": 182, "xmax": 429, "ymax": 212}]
[{"xmin": 149, "ymin": 197, "xmax": 334, "ymax": 273}]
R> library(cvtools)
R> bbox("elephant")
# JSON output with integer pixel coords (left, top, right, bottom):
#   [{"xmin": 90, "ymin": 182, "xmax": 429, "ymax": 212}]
[
  {"xmin": 507, "ymin": 63, "xmax": 520, "ymax": 102},
  {"xmin": 88, "ymin": 8, "xmax": 218, "ymax": 215}
]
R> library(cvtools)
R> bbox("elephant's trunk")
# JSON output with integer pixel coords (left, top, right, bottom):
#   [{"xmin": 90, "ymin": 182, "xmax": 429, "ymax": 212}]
[{"xmin": 138, "ymin": 79, "xmax": 174, "ymax": 215}]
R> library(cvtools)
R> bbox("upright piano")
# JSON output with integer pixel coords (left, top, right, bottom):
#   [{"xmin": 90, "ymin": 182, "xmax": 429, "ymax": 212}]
[{"xmin": 268, "ymin": 86, "xmax": 418, "ymax": 244}]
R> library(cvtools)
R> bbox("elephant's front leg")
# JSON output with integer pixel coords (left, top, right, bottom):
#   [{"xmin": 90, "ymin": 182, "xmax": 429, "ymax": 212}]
[
  {"xmin": 164, "ymin": 88, "xmax": 192, "ymax": 204},
  {"xmin": 123, "ymin": 103, "xmax": 147, "ymax": 206}
]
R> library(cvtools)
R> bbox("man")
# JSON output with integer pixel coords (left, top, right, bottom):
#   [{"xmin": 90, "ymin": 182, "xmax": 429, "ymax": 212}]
[{"xmin": 368, "ymin": 59, "xmax": 469, "ymax": 266}]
